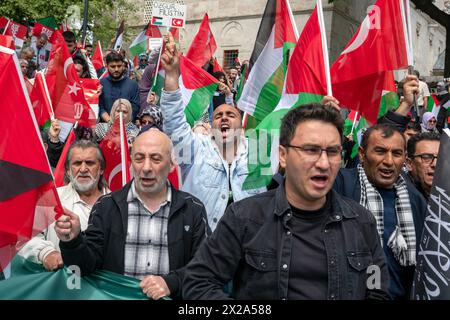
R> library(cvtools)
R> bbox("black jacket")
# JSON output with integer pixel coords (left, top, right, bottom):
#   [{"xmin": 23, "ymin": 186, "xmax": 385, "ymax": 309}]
[
  {"xmin": 60, "ymin": 182, "xmax": 211, "ymax": 298},
  {"xmin": 183, "ymin": 186, "xmax": 390, "ymax": 300}
]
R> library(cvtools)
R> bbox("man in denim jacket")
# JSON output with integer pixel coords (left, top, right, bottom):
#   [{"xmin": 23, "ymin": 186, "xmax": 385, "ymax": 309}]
[{"xmin": 159, "ymin": 34, "xmax": 265, "ymax": 231}]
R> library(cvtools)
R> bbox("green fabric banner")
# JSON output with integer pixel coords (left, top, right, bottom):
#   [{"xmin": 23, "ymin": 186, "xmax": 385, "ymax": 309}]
[{"xmin": 0, "ymin": 256, "xmax": 169, "ymax": 300}]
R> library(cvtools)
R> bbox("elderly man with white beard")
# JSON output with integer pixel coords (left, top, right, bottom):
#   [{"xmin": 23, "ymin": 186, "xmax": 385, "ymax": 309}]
[{"xmin": 19, "ymin": 140, "xmax": 109, "ymax": 271}]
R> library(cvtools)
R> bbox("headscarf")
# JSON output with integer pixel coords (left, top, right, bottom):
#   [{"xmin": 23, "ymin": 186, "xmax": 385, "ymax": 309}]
[
  {"xmin": 421, "ymin": 112, "xmax": 436, "ymax": 131},
  {"xmin": 138, "ymin": 105, "xmax": 163, "ymax": 128}
]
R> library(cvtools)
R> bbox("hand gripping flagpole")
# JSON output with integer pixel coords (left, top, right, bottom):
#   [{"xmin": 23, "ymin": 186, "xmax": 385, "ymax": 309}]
[{"xmin": 400, "ymin": 0, "xmax": 419, "ymax": 122}]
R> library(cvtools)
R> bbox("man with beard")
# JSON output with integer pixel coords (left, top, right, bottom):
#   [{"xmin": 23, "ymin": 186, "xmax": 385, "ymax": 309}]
[
  {"xmin": 99, "ymin": 51, "xmax": 140, "ymax": 122},
  {"xmin": 19, "ymin": 140, "xmax": 109, "ymax": 271},
  {"xmin": 160, "ymin": 33, "xmax": 266, "ymax": 231},
  {"xmin": 55, "ymin": 129, "xmax": 210, "ymax": 299}
]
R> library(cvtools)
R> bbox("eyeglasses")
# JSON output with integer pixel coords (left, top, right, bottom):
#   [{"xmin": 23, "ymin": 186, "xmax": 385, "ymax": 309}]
[
  {"xmin": 412, "ymin": 153, "xmax": 438, "ymax": 164},
  {"xmin": 428, "ymin": 119, "xmax": 437, "ymax": 123},
  {"xmin": 284, "ymin": 144, "xmax": 342, "ymax": 163}
]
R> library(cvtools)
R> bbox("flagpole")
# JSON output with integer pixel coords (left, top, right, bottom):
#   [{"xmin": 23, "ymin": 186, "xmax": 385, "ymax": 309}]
[
  {"xmin": 2, "ymin": 19, "xmax": 10, "ymax": 35},
  {"xmin": 39, "ymin": 71, "xmax": 55, "ymax": 120},
  {"xmin": 317, "ymin": 0, "xmax": 332, "ymax": 96},
  {"xmin": 151, "ymin": 27, "xmax": 166, "ymax": 89},
  {"xmin": 285, "ymin": 0, "xmax": 300, "ymax": 39},
  {"xmin": 98, "ymin": 40, "xmax": 104, "ymax": 67},
  {"xmin": 399, "ymin": 0, "xmax": 419, "ymax": 121},
  {"xmin": 119, "ymin": 111, "xmax": 127, "ymax": 187},
  {"xmin": 350, "ymin": 111, "xmax": 358, "ymax": 135}
]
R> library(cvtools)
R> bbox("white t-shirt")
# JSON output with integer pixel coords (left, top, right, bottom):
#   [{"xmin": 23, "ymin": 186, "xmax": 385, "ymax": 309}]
[{"xmin": 417, "ymin": 80, "xmax": 430, "ymax": 106}]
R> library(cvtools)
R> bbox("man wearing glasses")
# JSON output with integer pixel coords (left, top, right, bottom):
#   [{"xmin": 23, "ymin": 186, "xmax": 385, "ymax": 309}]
[
  {"xmin": 406, "ymin": 132, "xmax": 440, "ymax": 200},
  {"xmin": 333, "ymin": 123, "xmax": 427, "ymax": 300},
  {"xmin": 183, "ymin": 103, "xmax": 390, "ymax": 300}
]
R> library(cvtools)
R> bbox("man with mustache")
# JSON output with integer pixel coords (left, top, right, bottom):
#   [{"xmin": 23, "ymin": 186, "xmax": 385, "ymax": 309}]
[
  {"xmin": 55, "ymin": 129, "xmax": 210, "ymax": 300},
  {"xmin": 405, "ymin": 132, "xmax": 440, "ymax": 200},
  {"xmin": 19, "ymin": 140, "xmax": 109, "ymax": 271},
  {"xmin": 333, "ymin": 123, "xmax": 427, "ymax": 300},
  {"xmin": 183, "ymin": 103, "xmax": 389, "ymax": 300}
]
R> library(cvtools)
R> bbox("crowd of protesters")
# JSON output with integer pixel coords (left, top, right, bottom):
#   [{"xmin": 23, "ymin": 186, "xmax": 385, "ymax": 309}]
[{"xmin": 3, "ymin": 22, "xmax": 450, "ymax": 300}]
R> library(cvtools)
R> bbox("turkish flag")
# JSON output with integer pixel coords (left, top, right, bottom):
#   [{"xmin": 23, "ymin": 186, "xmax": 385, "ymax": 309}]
[
  {"xmin": 100, "ymin": 114, "xmax": 131, "ymax": 192},
  {"xmin": 331, "ymin": 0, "xmax": 408, "ymax": 124},
  {"xmin": 171, "ymin": 18, "xmax": 184, "ymax": 28},
  {"xmin": 46, "ymin": 31, "xmax": 97, "ymax": 128},
  {"xmin": 0, "ymin": 35, "xmax": 15, "ymax": 50},
  {"xmin": 30, "ymin": 72, "xmax": 53, "ymax": 127},
  {"xmin": 0, "ymin": 45, "xmax": 63, "ymax": 272},
  {"xmin": 0, "ymin": 17, "xmax": 8, "ymax": 30},
  {"xmin": 3, "ymin": 21, "xmax": 28, "ymax": 40},
  {"xmin": 91, "ymin": 40, "xmax": 104, "ymax": 70},
  {"xmin": 32, "ymin": 22, "xmax": 54, "ymax": 38},
  {"xmin": 186, "ymin": 14, "xmax": 216, "ymax": 68}
]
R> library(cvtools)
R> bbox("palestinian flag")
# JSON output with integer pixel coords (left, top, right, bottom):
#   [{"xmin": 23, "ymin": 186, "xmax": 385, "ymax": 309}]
[
  {"xmin": 428, "ymin": 93, "xmax": 440, "ymax": 116},
  {"xmin": 36, "ymin": 17, "xmax": 58, "ymax": 30},
  {"xmin": 238, "ymin": 0, "xmax": 298, "ymax": 126},
  {"xmin": 179, "ymin": 55, "xmax": 220, "ymax": 126},
  {"xmin": 151, "ymin": 16, "xmax": 163, "ymax": 26},
  {"xmin": 129, "ymin": 24, "xmax": 162, "ymax": 57},
  {"xmin": 112, "ymin": 21, "xmax": 125, "ymax": 51},
  {"xmin": 152, "ymin": 55, "xmax": 219, "ymax": 126},
  {"xmin": 0, "ymin": 45, "xmax": 63, "ymax": 272},
  {"xmin": 0, "ymin": 255, "xmax": 153, "ymax": 299},
  {"xmin": 243, "ymin": 3, "xmax": 327, "ymax": 190}
]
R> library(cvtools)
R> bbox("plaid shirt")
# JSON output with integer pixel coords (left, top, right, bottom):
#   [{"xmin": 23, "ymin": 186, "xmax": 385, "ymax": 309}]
[{"xmin": 124, "ymin": 182, "xmax": 171, "ymax": 279}]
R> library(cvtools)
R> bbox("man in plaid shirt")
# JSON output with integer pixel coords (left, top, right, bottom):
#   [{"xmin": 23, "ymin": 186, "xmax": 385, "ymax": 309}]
[{"xmin": 55, "ymin": 129, "xmax": 210, "ymax": 299}]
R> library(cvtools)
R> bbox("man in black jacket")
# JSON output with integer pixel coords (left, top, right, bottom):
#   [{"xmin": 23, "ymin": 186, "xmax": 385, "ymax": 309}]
[
  {"xmin": 55, "ymin": 129, "xmax": 210, "ymax": 299},
  {"xmin": 183, "ymin": 103, "xmax": 390, "ymax": 300}
]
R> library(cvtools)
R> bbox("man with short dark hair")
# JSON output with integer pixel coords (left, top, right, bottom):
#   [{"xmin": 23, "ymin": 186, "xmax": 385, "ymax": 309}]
[
  {"xmin": 333, "ymin": 123, "xmax": 427, "ymax": 299},
  {"xmin": 160, "ymin": 34, "xmax": 265, "ymax": 232},
  {"xmin": 406, "ymin": 132, "xmax": 440, "ymax": 199},
  {"xmin": 183, "ymin": 103, "xmax": 389, "ymax": 300},
  {"xmin": 403, "ymin": 120, "xmax": 421, "ymax": 144},
  {"xmin": 85, "ymin": 44, "xmax": 93, "ymax": 58},
  {"xmin": 99, "ymin": 51, "xmax": 140, "ymax": 122},
  {"xmin": 19, "ymin": 140, "xmax": 109, "ymax": 271}
]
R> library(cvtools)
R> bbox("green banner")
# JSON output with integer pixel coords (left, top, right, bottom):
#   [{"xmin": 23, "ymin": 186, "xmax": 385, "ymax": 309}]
[{"xmin": 0, "ymin": 256, "xmax": 169, "ymax": 300}]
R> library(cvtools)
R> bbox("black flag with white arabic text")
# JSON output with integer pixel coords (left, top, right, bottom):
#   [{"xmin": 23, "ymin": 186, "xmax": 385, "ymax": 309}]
[{"xmin": 413, "ymin": 128, "xmax": 450, "ymax": 299}]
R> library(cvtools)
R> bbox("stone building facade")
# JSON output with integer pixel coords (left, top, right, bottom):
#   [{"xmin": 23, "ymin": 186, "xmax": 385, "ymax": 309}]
[{"xmin": 128, "ymin": 0, "xmax": 446, "ymax": 78}]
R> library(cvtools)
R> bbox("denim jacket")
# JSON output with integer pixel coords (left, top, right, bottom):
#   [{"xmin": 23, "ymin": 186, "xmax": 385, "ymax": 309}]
[
  {"xmin": 183, "ymin": 186, "xmax": 391, "ymax": 300},
  {"xmin": 161, "ymin": 89, "xmax": 266, "ymax": 231}
]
